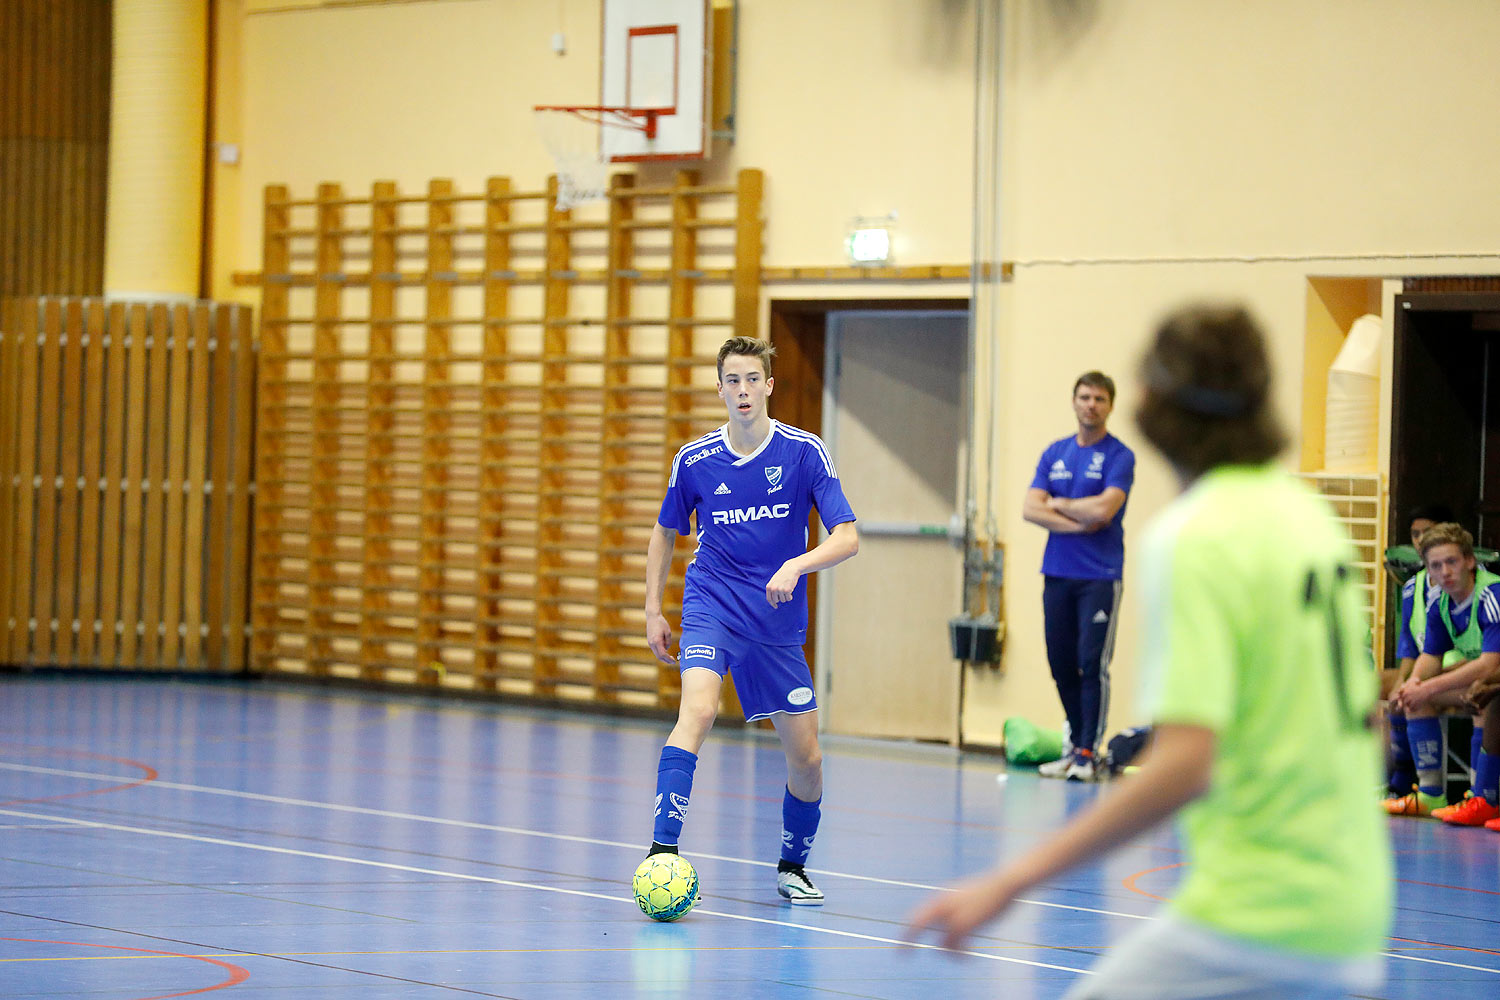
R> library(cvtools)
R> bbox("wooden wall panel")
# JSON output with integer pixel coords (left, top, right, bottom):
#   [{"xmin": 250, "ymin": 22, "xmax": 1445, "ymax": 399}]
[
  {"xmin": 248, "ymin": 171, "xmax": 761, "ymax": 711},
  {"xmin": 0, "ymin": 297, "xmax": 255, "ymax": 669},
  {"xmin": 0, "ymin": 0, "xmax": 111, "ymax": 299}
]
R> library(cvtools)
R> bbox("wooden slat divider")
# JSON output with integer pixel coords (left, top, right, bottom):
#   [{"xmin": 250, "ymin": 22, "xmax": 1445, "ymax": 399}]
[
  {"xmin": 53, "ymin": 298, "xmax": 86, "ymax": 663},
  {"xmin": 181, "ymin": 305, "xmax": 211, "ymax": 666},
  {"xmin": 95, "ymin": 301, "xmax": 128, "ymax": 664},
  {"xmin": 30, "ymin": 300, "xmax": 63, "ymax": 662},
  {"xmin": 138, "ymin": 303, "xmax": 173, "ymax": 665},
  {"xmin": 159, "ymin": 304, "xmax": 193, "ymax": 665},
  {"xmin": 0, "ymin": 297, "xmax": 253, "ymax": 670}
]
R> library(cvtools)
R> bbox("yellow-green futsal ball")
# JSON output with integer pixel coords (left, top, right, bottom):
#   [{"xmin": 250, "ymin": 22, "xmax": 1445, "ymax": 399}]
[{"xmin": 632, "ymin": 852, "xmax": 699, "ymax": 922}]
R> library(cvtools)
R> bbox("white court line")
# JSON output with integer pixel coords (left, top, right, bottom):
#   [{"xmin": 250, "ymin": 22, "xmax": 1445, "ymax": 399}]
[
  {"xmin": 0, "ymin": 806, "xmax": 1089, "ymax": 977},
  {"xmin": 0, "ymin": 761, "xmax": 1148, "ymax": 921},
  {"xmin": 6, "ymin": 764, "xmax": 1497, "ymax": 977}
]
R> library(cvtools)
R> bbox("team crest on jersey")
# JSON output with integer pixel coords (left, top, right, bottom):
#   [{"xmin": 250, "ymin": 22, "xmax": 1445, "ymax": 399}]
[
  {"xmin": 1086, "ymin": 451, "xmax": 1105, "ymax": 479},
  {"xmin": 765, "ymin": 465, "xmax": 783, "ymax": 494}
]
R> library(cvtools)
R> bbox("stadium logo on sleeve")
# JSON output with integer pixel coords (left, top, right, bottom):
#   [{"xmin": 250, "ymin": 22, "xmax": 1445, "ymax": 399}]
[
  {"xmin": 682, "ymin": 645, "xmax": 716, "ymax": 660},
  {"xmin": 683, "ymin": 444, "xmax": 723, "ymax": 468}
]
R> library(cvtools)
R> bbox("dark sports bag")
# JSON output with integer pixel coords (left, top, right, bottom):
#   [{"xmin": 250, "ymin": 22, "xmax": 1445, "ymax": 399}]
[{"xmin": 1102, "ymin": 726, "xmax": 1153, "ymax": 775}]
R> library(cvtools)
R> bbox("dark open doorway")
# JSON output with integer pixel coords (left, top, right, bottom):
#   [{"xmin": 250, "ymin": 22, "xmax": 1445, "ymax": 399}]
[{"xmin": 1390, "ymin": 292, "xmax": 1500, "ymax": 551}]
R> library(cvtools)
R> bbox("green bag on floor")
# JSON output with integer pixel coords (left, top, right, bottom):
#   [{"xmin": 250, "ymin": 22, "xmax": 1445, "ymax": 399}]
[{"xmin": 1003, "ymin": 717, "xmax": 1065, "ymax": 765}]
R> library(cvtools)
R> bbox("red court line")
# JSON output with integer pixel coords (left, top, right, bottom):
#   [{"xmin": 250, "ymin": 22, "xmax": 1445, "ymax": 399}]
[
  {"xmin": 0, "ymin": 744, "xmax": 158, "ymax": 808},
  {"xmin": 0, "ymin": 937, "xmax": 250, "ymax": 998},
  {"xmin": 1399, "ymin": 877, "xmax": 1500, "ymax": 897},
  {"xmin": 1120, "ymin": 862, "xmax": 1177, "ymax": 902},
  {"xmin": 1388, "ymin": 936, "xmax": 1500, "ymax": 959}
]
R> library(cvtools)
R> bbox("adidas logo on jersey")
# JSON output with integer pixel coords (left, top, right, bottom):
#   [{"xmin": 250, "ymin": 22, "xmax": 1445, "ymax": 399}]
[
  {"xmin": 715, "ymin": 482, "xmax": 731, "ymax": 495},
  {"xmin": 1092, "ymin": 609, "xmax": 1109, "ymax": 624}
]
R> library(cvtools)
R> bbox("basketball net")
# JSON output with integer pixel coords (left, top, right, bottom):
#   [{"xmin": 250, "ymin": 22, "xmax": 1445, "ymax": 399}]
[{"xmin": 533, "ymin": 107, "xmax": 654, "ymax": 211}]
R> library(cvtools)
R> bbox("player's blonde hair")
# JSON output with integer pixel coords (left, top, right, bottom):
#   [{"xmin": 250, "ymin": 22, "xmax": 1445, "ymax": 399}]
[
  {"xmin": 1417, "ymin": 521, "xmax": 1474, "ymax": 564},
  {"xmin": 717, "ymin": 336, "xmax": 775, "ymax": 380}
]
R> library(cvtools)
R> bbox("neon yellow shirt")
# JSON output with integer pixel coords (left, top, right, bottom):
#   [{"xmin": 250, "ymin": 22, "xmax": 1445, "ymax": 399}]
[{"xmin": 1138, "ymin": 464, "xmax": 1392, "ymax": 957}]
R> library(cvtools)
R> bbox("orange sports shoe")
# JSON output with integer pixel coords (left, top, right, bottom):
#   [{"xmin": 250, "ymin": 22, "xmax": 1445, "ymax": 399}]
[
  {"xmin": 1439, "ymin": 794, "xmax": 1500, "ymax": 827},
  {"xmin": 1484, "ymin": 815, "xmax": 1500, "ymax": 833},
  {"xmin": 1431, "ymin": 796, "xmax": 1467, "ymax": 821},
  {"xmin": 1382, "ymin": 790, "xmax": 1445, "ymax": 817}
]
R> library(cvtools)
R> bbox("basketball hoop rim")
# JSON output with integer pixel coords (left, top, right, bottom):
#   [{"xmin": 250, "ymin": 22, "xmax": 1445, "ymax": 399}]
[{"xmin": 534, "ymin": 104, "xmax": 670, "ymax": 140}]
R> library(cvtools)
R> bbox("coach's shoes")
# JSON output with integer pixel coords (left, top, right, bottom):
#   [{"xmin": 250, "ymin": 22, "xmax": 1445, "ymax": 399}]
[
  {"xmin": 1037, "ymin": 756, "xmax": 1072, "ymax": 779},
  {"xmin": 1065, "ymin": 750, "xmax": 1098, "ymax": 782},
  {"xmin": 776, "ymin": 866, "xmax": 824, "ymax": 905},
  {"xmin": 1381, "ymin": 789, "xmax": 1445, "ymax": 817},
  {"xmin": 1439, "ymin": 794, "xmax": 1500, "ymax": 826}
]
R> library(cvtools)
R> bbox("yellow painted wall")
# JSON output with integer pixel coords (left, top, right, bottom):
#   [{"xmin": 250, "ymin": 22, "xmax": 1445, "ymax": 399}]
[{"xmin": 214, "ymin": 0, "xmax": 1500, "ymax": 744}]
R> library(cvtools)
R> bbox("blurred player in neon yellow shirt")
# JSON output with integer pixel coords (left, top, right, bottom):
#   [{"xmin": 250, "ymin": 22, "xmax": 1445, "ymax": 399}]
[{"xmin": 907, "ymin": 304, "xmax": 1392, "ymax": 999}]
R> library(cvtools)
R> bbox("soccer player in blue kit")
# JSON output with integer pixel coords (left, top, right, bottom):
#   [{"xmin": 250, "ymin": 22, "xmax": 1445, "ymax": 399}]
[
  {"xmin": 1024, "ymin": 372, "xmax": 1135, "ymax": 780},
  {"xmin": 643, "ymin": 336, "xmax": 859, "ymax": 904}
]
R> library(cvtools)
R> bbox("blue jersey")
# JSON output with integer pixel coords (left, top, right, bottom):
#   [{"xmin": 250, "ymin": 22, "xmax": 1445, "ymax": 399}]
[
  {"xmin": 1030, "ymin": 432, "xmax": 1135, "ymax": 580},
  {"xmin": 1395, "ymin": 573, "xmax": 1442, "ymax": 659},
  {"xmin": 658, "ymin": 420, "xmax": 856, "ymax": 646},
  {"xmin": 1421, "ymin": 579, "xmax": 1500, "ymax": 657}
]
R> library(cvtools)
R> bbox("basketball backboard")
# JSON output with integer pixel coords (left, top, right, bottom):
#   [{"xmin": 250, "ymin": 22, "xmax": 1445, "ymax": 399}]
[{"xmin": 601, "ymin": 0, "xmax": 710, "ymax": 161}]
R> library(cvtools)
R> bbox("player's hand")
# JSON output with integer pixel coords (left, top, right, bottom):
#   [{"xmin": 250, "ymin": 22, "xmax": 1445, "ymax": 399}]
[
  {"xmin": 1463, "ymin": 673, "xmax": 1500, "ymax": 713},
  {"xmin": 1398, "ymin": 678, "xmax": 1433, "ymax": 712},
  {"xmin": 646, "ymin": 612, "xmax": 677, "ymax": 665},
  {"xmin": 765, "ymin": 562, "xmax": 800, "ymax": 608},
  {"xmin": 903, "ymin": 875, "xmax": 1016, "ymax": 952}
]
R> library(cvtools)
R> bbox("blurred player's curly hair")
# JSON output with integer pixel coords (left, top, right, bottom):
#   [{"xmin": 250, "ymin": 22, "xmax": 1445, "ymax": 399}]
[
  {"xmin": 1134, "ymin": 304, "xmax": 1286, "ymax": 479},
  {"xmin": 717, "ymin": 336, "xmax": 775, "ymax": 380},
  {"xmin": 1417, "ymin": 522, "xmax": 1474, "ymax": 563}
]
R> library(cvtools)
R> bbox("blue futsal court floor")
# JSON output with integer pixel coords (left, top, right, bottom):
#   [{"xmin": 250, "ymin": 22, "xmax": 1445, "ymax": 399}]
[{"xmin": 1, "ymin": 676, "xmax": 1496, "ymax": 999}]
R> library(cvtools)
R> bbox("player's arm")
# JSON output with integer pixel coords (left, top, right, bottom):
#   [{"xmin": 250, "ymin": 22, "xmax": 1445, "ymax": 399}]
[
  {"xmin": 645, "ymin": 521, "xmax": 679, "ymax": 664},
  {"xmin": 1383, "ymin": 657, "xmax": 1415, "ymax": 701},
  {"xmin": 1047, "ymin": 486, "xmax": 1127, "ymax": 530},
  {"xmin": 1022, "ymin": 487, "xmax": 1088, "ymax": 534},
  {"xmin": 1401, "ymin": 652, "xmax": 1500, "ymax": 710},
  {"xmin": 765, "ymin": 520, "xmax": 859, "ymax": 608},
  {"xmin": 905, "ymin": 723, "xmax": 1214, "ymax": 951}
]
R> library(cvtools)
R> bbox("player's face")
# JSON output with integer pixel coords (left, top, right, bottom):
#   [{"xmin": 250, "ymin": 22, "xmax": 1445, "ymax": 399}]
[
  {"xmin": 1424, "ymin": 542, "xmax": 1477, "ymax": 598},
  {"xmin": 1409, "ymin": 517, "xmax": 1436, "ymax": 548},
  {"xmin": 717, "ymin": 354, "xmax": 773, "ymax": 423},
  {"xmin": 1073, "ymin": 384, "xmax": 1113, "ymax": 432}
]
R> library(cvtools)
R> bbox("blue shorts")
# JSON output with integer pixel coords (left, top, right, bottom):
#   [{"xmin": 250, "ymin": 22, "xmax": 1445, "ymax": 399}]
[{"xmin": 678, "ymin": 617, "xmax": 817, "ymax": 722}]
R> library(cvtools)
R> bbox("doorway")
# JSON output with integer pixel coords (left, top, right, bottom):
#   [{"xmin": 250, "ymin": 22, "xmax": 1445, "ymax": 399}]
[
  {"xmin": 1390, "ymin": 292, "xmax": 1500, "ymax": 550},
  {"xmin": 768, "ymin": 298, "xmax": 970, "ymax": 741}
]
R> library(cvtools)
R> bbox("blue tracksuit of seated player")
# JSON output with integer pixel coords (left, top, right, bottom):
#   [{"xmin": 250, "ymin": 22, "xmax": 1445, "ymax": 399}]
[{"xmin": 662, "ymin": 419, "xmax": 855, "ymax": 717}]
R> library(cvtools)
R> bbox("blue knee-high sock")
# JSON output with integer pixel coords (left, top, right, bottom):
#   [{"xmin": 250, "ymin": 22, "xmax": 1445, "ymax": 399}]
[
  {"xmin": 1471, "ymin": 726, "xmax": 1485, "ymax": 787},
  {"xmin": 1476, "ymin": 749, "xmax": 1499, "ymax": 807},
  {"xmin": 652, "ymin": 746, "xmax": 698, "ymax": 848},
  {"xmin": 1388, "ymin": 713, "xmax": 1416, "ymax": 791},
  {"xmin": 780, "ymin": 786, "xmax": 821, "ymax": 866},
  {"xmin": 1409, "ymin": 717, "xmax": 1445, "ymax": 797}
]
